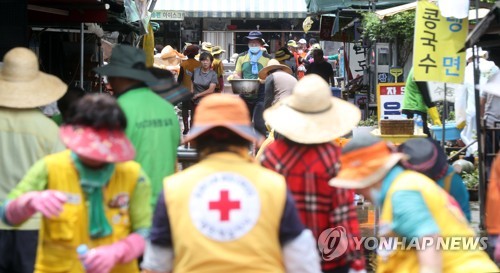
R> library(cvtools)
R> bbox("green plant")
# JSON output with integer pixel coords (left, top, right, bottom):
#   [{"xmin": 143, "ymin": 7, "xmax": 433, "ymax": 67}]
[
  {"xmin": 360, "ymin": 10, "xmax": 415, "ymax": 67},
  {"xmin": 358, "ymin": 115, "xmax": 378, "ymax": 127},
  {"xmin": 461, "ymin": 168, "xmax": 479, "ymax": 190}
]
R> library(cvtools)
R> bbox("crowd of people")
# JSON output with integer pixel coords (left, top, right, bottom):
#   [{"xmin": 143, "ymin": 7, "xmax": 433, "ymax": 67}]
[{"xmin": 0, "ymin": 29, "xmax": 499, "ymax": 273}]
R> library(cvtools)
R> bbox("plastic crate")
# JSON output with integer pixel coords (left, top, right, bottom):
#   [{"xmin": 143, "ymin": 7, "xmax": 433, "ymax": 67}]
[{"xmin": 429, "ymin": 123, "xmax": 461, "ymax": 141}]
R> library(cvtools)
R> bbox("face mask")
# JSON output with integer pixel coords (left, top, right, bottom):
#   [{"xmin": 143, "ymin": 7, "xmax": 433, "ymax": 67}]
[
  {"xmin": 249, "ymin": 47, "xmax": 260, "ymax": 54},
  {"xmin": 369, "ymin": 188, "xmax": 381, "ymax": 206}
]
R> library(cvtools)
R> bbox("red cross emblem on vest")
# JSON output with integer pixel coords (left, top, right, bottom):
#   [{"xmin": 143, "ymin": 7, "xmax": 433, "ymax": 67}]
[{"xmin": 209, "ymin": 190, "xmax": 241, "ymax": 221}]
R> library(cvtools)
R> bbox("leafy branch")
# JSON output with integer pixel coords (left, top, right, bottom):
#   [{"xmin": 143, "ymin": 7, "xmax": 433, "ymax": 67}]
[{"xmin": 360, "ymin": 11, "xmax": 415, "ymax": 67}]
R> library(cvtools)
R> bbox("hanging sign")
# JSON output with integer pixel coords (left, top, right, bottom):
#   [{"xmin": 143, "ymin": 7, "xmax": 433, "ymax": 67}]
[
  {"xmin": 151, "ymin": 10, "xmax": 185, "ymax": 21},
  {"xmin": 377, "ymin": 83, "xmax": 406, "ymax": 121},
  {"xmin": 413, "ymin": 1, "xmax": 468, "ymax": 84}
]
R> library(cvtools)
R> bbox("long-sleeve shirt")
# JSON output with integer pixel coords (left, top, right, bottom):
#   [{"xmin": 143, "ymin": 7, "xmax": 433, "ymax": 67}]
[{"xmin": 260, "ymin": 139, "xmax": 364, "ymax": 271}]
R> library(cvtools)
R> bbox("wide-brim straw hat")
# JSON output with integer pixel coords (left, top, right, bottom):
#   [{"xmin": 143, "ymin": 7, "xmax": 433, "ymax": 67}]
[
  {"xmin": 264, "ymin": 74, "xmax": 361, "ymax": 144},
  {"xmin": 258, "ymin": 59, "xmax": 292, "ymax": 80},
  {"xmin": 184, "ymin": 94, "xmax": 263, "ymax": 144},
  {"xmin": 201, "ymin": 42, "xmax": 213, "ymax": 53},
  {"xmin": 211, "ymin": 46, "xmax": 226, "ymax": 55},
  {"xmin": 329, "ymin": 133, "xmax": 405, "ymax": 189},
  {"xmin": 0, "ymin": 47, "xmax": 67, "ymax": 109},
  {"xmin": 94, "ymin": 44, "xmax": 157, "ymax": 83},
  {"xmin": 60, "ymin": 125, "xmax": 135, "ymax": 163},
  {"xmin": 287, "ymin": 40, "xmax": 298, "ymax": 47},
  {"xmin": 274, "ymin": 50, "xmax": 292, "ymax": 62}
]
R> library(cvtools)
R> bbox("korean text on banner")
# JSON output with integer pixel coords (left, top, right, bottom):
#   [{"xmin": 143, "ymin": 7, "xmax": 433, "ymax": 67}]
[{"xmin": 413, "ymin": 0, "xmax": 468, "ymax": 84}]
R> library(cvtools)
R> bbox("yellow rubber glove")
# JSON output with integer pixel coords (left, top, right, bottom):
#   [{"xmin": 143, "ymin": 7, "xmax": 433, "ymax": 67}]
[
  {"xmin": 428, "ymin": 106, "xmax": 442, "ymax": 126},
  {"xmin": 456, "ymin": 121, "xmax": 466, "ymax": 130}
]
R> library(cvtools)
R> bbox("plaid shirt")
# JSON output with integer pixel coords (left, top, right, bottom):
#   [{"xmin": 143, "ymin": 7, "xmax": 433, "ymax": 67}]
[{"xmin": 261, "ymin": 139, "xmax": 364, "ymax": 271}]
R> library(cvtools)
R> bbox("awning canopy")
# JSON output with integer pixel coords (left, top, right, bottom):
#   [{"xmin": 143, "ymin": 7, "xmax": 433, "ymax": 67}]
[
  {"xmin": 375, "ymin": 1, "xmax": 489, "ymax": 21},
  {"xmin": 154, "ymin": 0, "xmax": 307, "ymax": 18},
  {"xmin": 465, "ymin": 2, "xmax": 500, "ymax": 49},
  {"xmin": 306, "ymin": 0, "xmax": 414, "ymax": 14}
]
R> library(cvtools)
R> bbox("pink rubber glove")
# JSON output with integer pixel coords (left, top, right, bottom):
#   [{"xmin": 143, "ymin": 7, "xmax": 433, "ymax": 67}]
[
  {"xmin": 494, "ymin": 237, "xmax": 500, "ymax": 262},
  {"xmin": 348, "ymin": 259, "xmax": 367, "ymax": 273},
  {"xmin": 6, "ymin": 190, "xmax": 67, "ymax": 225},
  {"xmin": 82, "ymin": 233, "xmax": 145, "ymax": 273}
]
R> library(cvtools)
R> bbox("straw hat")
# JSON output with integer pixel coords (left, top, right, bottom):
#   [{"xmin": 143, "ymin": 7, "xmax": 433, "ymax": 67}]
[
  {"xmin": 287, "ymin": 40, "xmax": 298, "ymax": 47},
  {"xmin": 201, "ymin": 42, "xmax": 213, "ymax": 53},
  {"xmin": 274, "ymin": 49, "xmax": 292, "ymax": 62},
  {"xmin": 184, "ymin": 94, "xmax": 263, "ymax": 144},
  {"xmin": 263, "ymin": 74, "xmax": 361, "ymax": 144},
  {"xmin": 0, "ymin": 47, "xmax": 67, "ymax": 109},
  {"xmin": 329, "ymin": 133, "xmax": 405, "ymax": 189},
  {"xmin": 94, "ymin": 44, "xmax": 157, "ymax": 82},
  {"xmin": 258, "ymin": 59, "xmax": 293, "ymax": 80},
  {"xmin": 211, "ymin": 46, "xmax": 226, "ymax": 55}
]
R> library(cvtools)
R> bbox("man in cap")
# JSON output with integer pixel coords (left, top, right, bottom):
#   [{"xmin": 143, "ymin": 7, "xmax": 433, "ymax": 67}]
[
  {"xmin": 296, "ymin": 38, "xmax": 308, "ymax": 79},
  {"xmin": 94, "ymin": 44, "xmax": 180, "ymax": 211},
  {"xmin": 261, "ymin": 75, "xmax": 366, "ymax": 273},
  {"xmin": 398, "ymin": 138, "xmax": 470, "ymax": 221},
  {"xmin": 141, "ymin": 94, "xmax": 321, "ymax": 273},
  {"xmin": 330, "ymin": 133, "xmax": 498, "ymax": 273},
  {"xmin": 232, "ymin": 30, "xmax": 271, "ymax": 135},
  {"xmin": 0, "ymin": 47, "xmax": 67, "ymax": 273}
]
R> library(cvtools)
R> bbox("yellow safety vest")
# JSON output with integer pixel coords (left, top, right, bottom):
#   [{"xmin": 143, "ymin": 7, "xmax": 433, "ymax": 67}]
[
  {"xmin": 377, "ymin": 171, "xmax": 498, "ymax": 273},
  {"xmin": 164, "ymin": 152, "xmax": 286, "ymax": 273},
  {"xmin": 35, "ymin": 150, "xmax": 140, "ymax": 273}
]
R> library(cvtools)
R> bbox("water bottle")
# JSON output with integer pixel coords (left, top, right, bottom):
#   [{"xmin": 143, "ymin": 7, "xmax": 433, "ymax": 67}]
[
  {"xmin": 76, "ymin": 244, "xmax": 88, "ymax": 270},
  {"xmin": 416, "ymin": 115, "xmax": 424, "ymax": 135}
]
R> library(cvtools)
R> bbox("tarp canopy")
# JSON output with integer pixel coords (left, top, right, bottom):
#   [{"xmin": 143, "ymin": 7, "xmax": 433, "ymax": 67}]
[
  {"xmin": 154, "ymin": 0, "xmax": 308, "ymax": 18},
  {"xmin": 305, "ymin": 0, "xmax": 414, "ymax": 14},
  {"xmin": 465, "ymin": 2, "xmax": 500, "ymax": 48}
]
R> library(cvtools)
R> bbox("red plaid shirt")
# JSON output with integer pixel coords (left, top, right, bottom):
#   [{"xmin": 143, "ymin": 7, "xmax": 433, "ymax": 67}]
[{"xmin": 261, "ymin": 139, "xmax": 364, "ymax": 271}]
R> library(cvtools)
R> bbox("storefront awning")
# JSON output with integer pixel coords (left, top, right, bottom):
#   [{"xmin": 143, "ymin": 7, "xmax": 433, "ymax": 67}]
[
  {"xmin": 306, "ymin": 0, "xmax": 414, "ymax": 14},
  {"xmin": 154, "ymin": 0, "xmax": 307, "ymax": 18}
]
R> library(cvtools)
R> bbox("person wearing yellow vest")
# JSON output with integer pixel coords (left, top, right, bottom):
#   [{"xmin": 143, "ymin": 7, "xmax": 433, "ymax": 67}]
[
  {"xmin": 141, "ymin": 94, "xmax": 321, "ymax": 273},
  {"xmin": 211, "ymin": 45, "xmax": 226, "ymax": 93},
  {"xmin": 329, "ymin": 133, "xmax": 498, "ymax": 273},
  {"xmin": 397, "ymin": 138, "xmax": 471, "ymax": 222},
  {"xmin": 0, "ymin": 94, "xmax": 152, "ymax": 273}
]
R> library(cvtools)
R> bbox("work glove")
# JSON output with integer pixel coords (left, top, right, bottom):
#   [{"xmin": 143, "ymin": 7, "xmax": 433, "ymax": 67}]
[
  {"xmin": 348, "ymin": 259, "xmax": 367, "ymax": 273},
  {"xmin": 81, "ymin": 233, "xmax": 146, "ymax": 273},
  {"xmin": 428, "ymin": 106, "xmax": 442, "ymax": 126},
  {"xmin": 6, "ymin": 190, "xmax": 67, "ymax": 225},
  {"xmin": 456, "ymin": 121, "xmax": 466, "ymax": 130}
]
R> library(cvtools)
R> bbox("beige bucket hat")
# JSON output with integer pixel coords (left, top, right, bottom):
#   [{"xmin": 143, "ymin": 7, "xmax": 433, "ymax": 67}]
[
  {"xmin": 0, "ymin": 47, "xmax": 67, "ymax": 109},
  {"xmin": 263, "ymin": 74, "xmax": 361, "ymax": 144}
]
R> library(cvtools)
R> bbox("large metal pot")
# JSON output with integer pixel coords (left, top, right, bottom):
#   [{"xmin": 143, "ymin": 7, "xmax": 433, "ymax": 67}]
[{"xmin": 229, "ymin": 79, "xmax": 260, "ymax": 99}]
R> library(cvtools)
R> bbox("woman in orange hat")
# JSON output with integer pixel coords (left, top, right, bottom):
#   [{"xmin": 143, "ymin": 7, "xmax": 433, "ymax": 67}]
[{"xmin": 0, "ymin": 94, "xmax": 152, "ymax": 273}]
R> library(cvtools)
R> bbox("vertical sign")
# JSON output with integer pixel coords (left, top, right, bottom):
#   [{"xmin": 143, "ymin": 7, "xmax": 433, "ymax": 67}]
[
  {"xmin": 377, "ymin": 83, "xmax": 406, "ymax": 121},
  {"xmin": 413, "ymin": 1, "xmax": 468, "ymax": 84}
]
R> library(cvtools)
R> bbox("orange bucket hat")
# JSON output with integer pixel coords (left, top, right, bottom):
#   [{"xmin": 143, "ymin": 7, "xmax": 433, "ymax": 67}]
[
  {"xmin": 183, "ymin": 94, "xmax": 264, "ymax": 144},
  {"xmin": 329, "ymin": 133, "xmax": 405, "ymax": 189}
]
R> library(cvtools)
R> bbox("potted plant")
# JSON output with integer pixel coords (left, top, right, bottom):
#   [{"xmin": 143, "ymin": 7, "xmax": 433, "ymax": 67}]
[
  {"xmin": 461, "ymin": 168, "xmax": 479, "ymax": 201},
  {"xmin": 353, "ymin": 115, "xmax": 378, "ymax": 137}
]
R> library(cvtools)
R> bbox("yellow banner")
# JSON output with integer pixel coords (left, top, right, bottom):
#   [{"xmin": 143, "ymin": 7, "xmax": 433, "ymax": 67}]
[{"xmin": 413, "ymin": 0, "xmax": 468, "ymax": 84}]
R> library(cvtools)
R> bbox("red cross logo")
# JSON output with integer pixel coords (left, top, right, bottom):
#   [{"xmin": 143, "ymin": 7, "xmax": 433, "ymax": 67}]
[{"xmin": 209, "ymin": 190, "xmax": 241, "ymax": 221}]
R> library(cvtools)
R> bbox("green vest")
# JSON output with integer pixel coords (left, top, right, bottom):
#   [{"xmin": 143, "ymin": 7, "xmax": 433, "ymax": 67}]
[
  {"xmin": 402, "ymin": 68, "xmax": 428, "ymax": 113},
  {"xmin": 118, "ymin": 87, "xmax": 180, "ymax": 209}
]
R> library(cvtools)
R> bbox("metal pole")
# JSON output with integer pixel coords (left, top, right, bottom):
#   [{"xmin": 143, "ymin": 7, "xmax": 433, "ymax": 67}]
[
  {"xmin": 473, "ymin": 44, "xmax": 486, "ymax": 230},
  {"xmin": 442, "ymin": 84, "xmax": 447, "ymax": 148},
  {"xmin": 80, "ymin": 23, "xmax": 84, "ymax": 89}
]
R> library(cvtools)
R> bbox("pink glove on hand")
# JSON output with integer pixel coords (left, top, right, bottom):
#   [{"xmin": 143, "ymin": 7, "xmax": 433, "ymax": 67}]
[
  {"xmin": 82, "ymin": 233, "xmax": 146, "ymax": 273},
  {"xmin": 6, "ymin": 190, "xmax": 67, "ymax": 225},
  {"xmin": 494, "ymin": 237, "xmax": 500, "ymax": 262}
]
